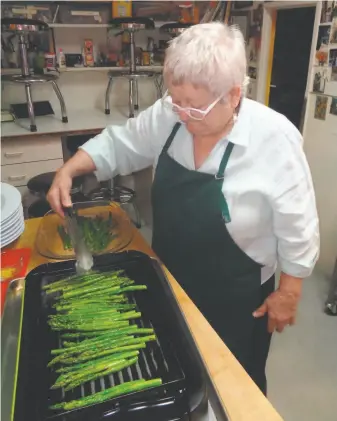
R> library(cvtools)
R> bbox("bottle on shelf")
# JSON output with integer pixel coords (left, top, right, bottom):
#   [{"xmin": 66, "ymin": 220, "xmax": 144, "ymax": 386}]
[
  {"xmin": 83, "ymin": 39, "xmax": 95, "ymax": 67},
  {"xmin": 58, "ymin": 48, "xmax": 66, "ymax": 69}
]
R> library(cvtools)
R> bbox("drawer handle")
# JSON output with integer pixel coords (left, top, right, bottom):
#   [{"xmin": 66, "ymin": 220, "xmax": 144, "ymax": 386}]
[
  {"xmin": 8, "ymin": 175, "xmax": 26, "ymax": 181},
  {"xmin": 4, "ymin": 152, "xmax": 23, "ymax": 158}
]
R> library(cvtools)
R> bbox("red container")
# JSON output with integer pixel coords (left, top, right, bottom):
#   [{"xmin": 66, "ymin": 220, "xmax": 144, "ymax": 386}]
[{"xmin": 0, "ymin": 248, "xmax": 31, "ymax": 314}]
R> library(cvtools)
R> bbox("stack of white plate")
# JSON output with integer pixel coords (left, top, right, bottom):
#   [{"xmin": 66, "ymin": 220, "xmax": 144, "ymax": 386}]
[{"xmin": 1, "ymin": 183, "xmax": 25, "ymax": 248}]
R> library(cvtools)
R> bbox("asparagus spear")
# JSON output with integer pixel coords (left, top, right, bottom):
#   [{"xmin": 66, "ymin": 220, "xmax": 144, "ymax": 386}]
[
  {"xmin": 53, "ymin": 356, "xmax": 138, "ymax": 390},
  {"xmin": 43, "ymin": 272, "xmax": 100, "ymax": 291},
  {"xmin": 50, "ymin": 379, "xmax": 162, "ymax": 411},
  {"xmin": 57, "ymin": 212, "xmax": 117, "ymax": 253},
  {"xmin": 49, "ymin": 335, "xmax": 154, "ymax": 366},
  {"xmin": 56, "ymin": 350, "xmax": 140, "ymax": 374},
  {"xmin": 60, "ymin": 327, "xmax": 153, "ymax": 340},
  {"xmin": 64, "ymin": 357, "xmax": 139, "ymax": 391},
  {"xmin": 46, "ymin": 271, "xmax": 161, "ymax": 410},
  {"xmin": 51, "ymin": 332, "xmax": 155, "ymax": 360},
  {"xmin": 59, "ymin": 344, "xmax": 147, "ymax": 365},
  {"xmin": 61, "ymin": 327, "xmax": 154, "ymax": 348}
]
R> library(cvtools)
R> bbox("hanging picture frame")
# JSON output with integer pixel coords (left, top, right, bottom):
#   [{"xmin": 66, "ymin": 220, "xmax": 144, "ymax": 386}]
[
  {"xmin": 320, "ymin": 1, "xmax": 337, "ymax": 24},
  {"xmin": 329, "ymin": 48, "xmax": 337, "ymax": 66},
  {"xmin": 313, "ymin": 68, "xmax": 328, "ymax": 92},
  {"xmin": 314, "ymin": 95, "xmax": 328, "ymax": 120},
  {"xmin": 317, "ymin": 25, "xmax": 331, "ymax": 50},
  {"xmin": 331, "ymin": 66, "xmax": 337, "ymax": 81},
  {"xmin": 330, "ymin": 18, "xmax": 337, "ymax": 44},
  {"xmin": 330, "ymin": 97, "xmax": 337, "ymax": 115}
]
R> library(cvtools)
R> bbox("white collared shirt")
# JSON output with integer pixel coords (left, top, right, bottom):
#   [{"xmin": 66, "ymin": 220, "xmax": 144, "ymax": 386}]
[{"xmin": 81, "ymin": 98, "xmax": 319, "ymax": 283}]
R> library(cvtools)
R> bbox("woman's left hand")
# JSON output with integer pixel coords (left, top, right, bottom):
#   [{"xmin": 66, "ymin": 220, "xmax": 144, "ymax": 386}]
[{"xmin": 253, "ymin": 273, "xmax": 302, "ymax": 333}]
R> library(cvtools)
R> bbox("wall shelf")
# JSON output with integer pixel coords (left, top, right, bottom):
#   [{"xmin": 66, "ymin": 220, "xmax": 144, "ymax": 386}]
[
  {"xmin": 49, "ymin": 21, "xmax": 170, "ymax": 29},
  {"xmin": 1, "ymin": 66, "xmax": 163, "ymax": 76},
  {"xmin": 49, "ymin": 23, "xmax": 110, "ymax": 28},
  {"xmin": 59, "ymin": 66, "xmax": 163, "ymax": 73},
  {"xmin": 309, "ymin": 91, "xmax": 336, "ymax": 98}
]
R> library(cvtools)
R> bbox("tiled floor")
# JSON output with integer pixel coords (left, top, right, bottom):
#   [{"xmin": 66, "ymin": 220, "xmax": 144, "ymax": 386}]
[
  {"xmin": 139, "ymin": 223, "xmax": 337, "ymax": 421},
  {"xmin": 267, "ymin": 270, "xmax": 337, "ymax": 421}
]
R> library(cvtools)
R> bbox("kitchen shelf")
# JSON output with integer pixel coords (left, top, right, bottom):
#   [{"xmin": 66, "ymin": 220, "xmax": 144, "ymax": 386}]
[
  {"xmin": 49, "ymin": 23, "xmax": 110, "ymax": 28},
  {"xmin": 1, "ymin": 66, "xmax": 163, "ymax": 76},
  {"xmin": 1, "ymin": 68, "xmax": 34, "ymax": 76},
  {"xmin": 60, "ymin": 65, "xmax": 163, "ymax": 73},
  {"xmin": 309, "ymin": 91, "xmax": 336, "ymax": 98},
  {"xmin": 49, "ymin": 21, "xmax": 172, "ymax": 29}
]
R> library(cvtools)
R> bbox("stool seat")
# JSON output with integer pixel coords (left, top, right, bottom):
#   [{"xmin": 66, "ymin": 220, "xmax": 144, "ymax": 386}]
[
  {"xmin": 160, "ymin": 22, "xmax": 193, "ymax": 36},
  {"xmin": 89, "ymin": 184, "xmax": 141, "ymax": 228},
  {"xmin": 28, "ymin": 199, "xmax": 52, "ymax": 218},
  {"xmin": 1, "ymin": 17, "xmax": 68, "ymax": 132},
  {"xmin": 105, "ymin": 16, "xmax": 160, "ymax": 118},
  {"xmin": 1, "ymin": 74, "xmax": 59, "ymax": 84},
  {"xmin": 110, "ymin": 17, "xmax": 155, "ymax": 30},
  {"xmin": 28, "ymin": 172, "xmax": 84, "ymax": 196},
  {"xmin": 107, "ymin": 70, "xmax": 156, "ymax": 78},
  {"xmin": 1, "ymin": 17, "xmax": 49, "ymax": 33}
]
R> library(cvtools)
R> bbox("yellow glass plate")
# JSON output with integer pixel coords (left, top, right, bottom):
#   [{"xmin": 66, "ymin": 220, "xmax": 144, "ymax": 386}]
[{"xmin": 35, "ymin": 201, "xmax": 134, "ymax": 260}]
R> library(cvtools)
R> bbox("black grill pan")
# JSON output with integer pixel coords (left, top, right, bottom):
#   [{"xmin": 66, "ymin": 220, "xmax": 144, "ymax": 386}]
[{"xmin": 13, "ymin": 251, "xmax": 207, "ymax": 421}]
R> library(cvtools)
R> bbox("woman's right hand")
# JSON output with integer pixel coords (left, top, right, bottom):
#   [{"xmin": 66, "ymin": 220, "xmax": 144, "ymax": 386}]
[
  {"xmin": 47, "ymin": 150, "xmax": 97, "ymax": 217},
  {"xmin": 47, "ymin": 169, "xmax": 73, "ymax": 218}
]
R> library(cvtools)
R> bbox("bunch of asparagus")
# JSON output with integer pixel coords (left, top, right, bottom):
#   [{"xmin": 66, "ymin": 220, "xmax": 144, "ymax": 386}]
[
  {"xmin": 44, "ymin": 271, "xmax": 162, "ymax": 411},
  {"xmin": 57, "ymin": 212, "xmax": 117, "ymax": 253}
]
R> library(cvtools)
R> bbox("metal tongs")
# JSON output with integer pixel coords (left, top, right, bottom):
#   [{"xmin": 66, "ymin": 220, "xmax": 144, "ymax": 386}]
[{"xmin": 63, "ymin": 206, "xmax": 93, "ymax": 274}]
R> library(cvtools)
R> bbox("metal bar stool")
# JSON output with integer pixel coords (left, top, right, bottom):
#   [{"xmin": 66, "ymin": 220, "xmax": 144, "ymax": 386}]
[
  {"xmin": 105, "ymin": 17, "xmax": 162, "ymax": 118},
  {"xmin": 88, "ymin": 179, "xmax": 142, "ymax": 229},
  {"xmin": 27, "ymin": 173, "xmax": 85, "ymax": 218},
  {"xmin": 325, "ymin": 257, "xmax": 337, "ymax": 316},
  {"xmin": 159, "ymin": 22, "xmax": 194, "ymax": 37},
  {"xmin": 1, "ymin": 18, "xmax": 68, "ymax": 132}
]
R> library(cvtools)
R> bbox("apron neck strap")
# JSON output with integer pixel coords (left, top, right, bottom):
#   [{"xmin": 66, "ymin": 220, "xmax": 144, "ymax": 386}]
[
  {"xmin": 162, "ymin": 123, "xmax": 181, "ymax": 153},
  {"xmin": 215, "ymin": 142, "xmax": 235, "ymax": 180},
  {"xmin": 162, "ymin": 123, "xmax": 234, "ymax": 181}
]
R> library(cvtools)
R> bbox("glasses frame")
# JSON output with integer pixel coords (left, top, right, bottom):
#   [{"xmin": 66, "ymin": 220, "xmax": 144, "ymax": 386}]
[{"xmin": 162, "ymin": 90, "xmax": 223, "ymax": 121}]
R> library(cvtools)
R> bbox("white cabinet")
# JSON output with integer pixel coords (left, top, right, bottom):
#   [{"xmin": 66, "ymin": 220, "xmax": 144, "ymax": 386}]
[
  {"xmin": 1, "ymin": 159, "xmax": 64, "ymax": 186},
  {"xmin": 1, "ymin": 135, "xmax": 64, "ymax": 215},
  {"xmin": 1, "ymin": 135, "xmax": 63, "ymax": 165}
]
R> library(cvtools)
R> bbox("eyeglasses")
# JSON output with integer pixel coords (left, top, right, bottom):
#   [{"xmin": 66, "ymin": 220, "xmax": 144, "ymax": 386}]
[{"xmin": 161, "ymin": 90, "xmax": 223, "ymax": 121}]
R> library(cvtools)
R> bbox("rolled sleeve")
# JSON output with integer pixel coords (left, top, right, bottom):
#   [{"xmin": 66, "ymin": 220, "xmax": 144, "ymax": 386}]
[
  {"xmin": 81, "ymin": 129, "xmax": 117, "ymax": 181},
  {"xmin": 271, "ymin": 128, "xmax": 320, "ymax": 278},
  {"xmin": 80, "ymin": 100, "xmax": 173, "ymax": 182}
]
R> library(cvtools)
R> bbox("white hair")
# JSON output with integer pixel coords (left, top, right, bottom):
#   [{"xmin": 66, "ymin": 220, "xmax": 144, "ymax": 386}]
[{"xmin": 163, "ymin": 22, "xmax": 249, "ymax": 98}]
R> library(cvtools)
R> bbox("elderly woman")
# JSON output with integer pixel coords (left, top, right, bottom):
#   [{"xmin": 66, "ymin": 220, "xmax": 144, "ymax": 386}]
[{"xmin": 48, "ymin": 23, "xmax": 319, "ymax": 394}]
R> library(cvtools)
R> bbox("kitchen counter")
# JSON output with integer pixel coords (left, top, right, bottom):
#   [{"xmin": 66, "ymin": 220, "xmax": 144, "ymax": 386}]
[
  {"xmin": 6, "ymin": 216, "xmax": 283, "ymax": 421},
  {"xmin": 1, "ymin": 106, "xmax": 142, "ymax": 139}
]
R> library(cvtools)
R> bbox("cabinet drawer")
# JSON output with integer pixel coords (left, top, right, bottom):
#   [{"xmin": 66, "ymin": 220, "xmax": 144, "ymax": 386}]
[
  {"xmin": 1, "ymin": 136, "xmax": 63, "ymax": 165},
  {"xmin": 1, "ymin": 159, "xmax": 63, "ymax": 187}
]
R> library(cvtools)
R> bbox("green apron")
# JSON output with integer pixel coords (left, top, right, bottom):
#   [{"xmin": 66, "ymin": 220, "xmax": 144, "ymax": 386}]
[{"xmin": 152, "ymin": 123, "xmax": 274, "ymax": 394}]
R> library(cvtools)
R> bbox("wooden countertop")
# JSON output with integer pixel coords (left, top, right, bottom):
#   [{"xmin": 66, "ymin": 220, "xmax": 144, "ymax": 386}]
[{"xmin": 8, "ymin": 216, "xmax": 283, "ymax": 421}]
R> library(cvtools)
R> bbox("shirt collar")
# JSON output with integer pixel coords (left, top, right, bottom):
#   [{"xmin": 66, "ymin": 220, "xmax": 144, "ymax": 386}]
[{"xmin": 226, "ymin": 97, "xmax": 252, "ymax": 147}]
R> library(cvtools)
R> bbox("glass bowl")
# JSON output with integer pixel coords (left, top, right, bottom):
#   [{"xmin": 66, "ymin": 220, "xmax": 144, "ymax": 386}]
[{"xmin": 35, "ymin": 201, "xmax": 134, "ymax": 260}]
